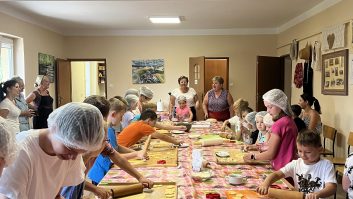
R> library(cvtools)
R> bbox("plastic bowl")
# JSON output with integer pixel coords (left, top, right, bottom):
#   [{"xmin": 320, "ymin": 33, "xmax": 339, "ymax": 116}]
[{"xmin": 175, "ymin": 122, "xmax": 192, "ymax": 132}]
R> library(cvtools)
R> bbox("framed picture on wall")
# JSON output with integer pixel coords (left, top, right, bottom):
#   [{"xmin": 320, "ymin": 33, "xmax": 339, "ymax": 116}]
[
  {"xmin": 321, "ymin": 49, "xmax": 348, "ymax": 95},
  {"xmin": 38, "ymin": 53, "xmax": 55, "ymax": 83}
]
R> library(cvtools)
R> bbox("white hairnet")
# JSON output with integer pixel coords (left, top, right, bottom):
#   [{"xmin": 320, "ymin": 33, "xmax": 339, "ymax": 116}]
[
  {"xmin": 125, "ymin": 94, "xmax": 139, "ymax": 107},
  {"xmin": 255, "ymin": 111, "xmax": 267, "ymax": 120},
  {"xmin": 262, "ymin": 89, "xmax": 292, "ymax": 116},
  {"xmin": 245, "ymin": 111, "xmax": 257, "ymax": 130},
  {"xmin": 0, "ymin": 117, "xmax": 18, "ymax": 167},
  {"xmin": 125, "ymin": 88, "xmax": 139, "ymax": 97},
  {"xmin": 139, "ymin": 86, "xmax": 154, "ymax": 99},
  {"xmin": 263, "ymin": 113, "xmax": 274, "ymax": 127},
  {"xmin": 177, "ymin": 95, "xmax": 187, "ymax": 102},
  {"xmin": 48, "ymin": 102, "xmax": 104, "ymax": 151}
]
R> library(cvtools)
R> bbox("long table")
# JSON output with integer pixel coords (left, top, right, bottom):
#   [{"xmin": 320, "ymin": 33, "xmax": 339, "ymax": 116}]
[{"xmin": 99, "ymin": 122, "xmax": 289, "ymax": 198}]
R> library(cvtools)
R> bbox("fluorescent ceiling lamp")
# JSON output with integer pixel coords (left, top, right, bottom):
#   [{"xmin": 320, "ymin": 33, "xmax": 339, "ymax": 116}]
[{"xmin": 149, "ymin": 16, "xmax": 181, "ymax": 24}]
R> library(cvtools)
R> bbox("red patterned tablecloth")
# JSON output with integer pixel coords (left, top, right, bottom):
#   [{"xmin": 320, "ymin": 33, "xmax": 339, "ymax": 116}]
[{"xmin": 100, "ymin": 122, "xmax": 288, "ymax": 199}]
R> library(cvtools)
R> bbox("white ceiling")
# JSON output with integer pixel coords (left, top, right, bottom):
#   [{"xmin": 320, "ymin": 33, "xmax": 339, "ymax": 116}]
[{"xmin": 0, "ymin": 0, "xmax": 341, "ymax": 36}]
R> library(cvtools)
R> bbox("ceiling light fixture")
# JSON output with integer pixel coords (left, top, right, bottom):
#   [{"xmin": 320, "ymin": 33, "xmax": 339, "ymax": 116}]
[{"xmin": 149, "ymin": 16, "xmax": 181, "ymax": 24}]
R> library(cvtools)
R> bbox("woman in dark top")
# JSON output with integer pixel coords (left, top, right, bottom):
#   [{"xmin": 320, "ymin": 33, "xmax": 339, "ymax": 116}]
[
  {"xmin": 26, "ymin": 75, "xmax": 53, "ymax": 129},
  {"xmin": 291, "ymin": 104, "xmax": 306, "ymax": 133}
]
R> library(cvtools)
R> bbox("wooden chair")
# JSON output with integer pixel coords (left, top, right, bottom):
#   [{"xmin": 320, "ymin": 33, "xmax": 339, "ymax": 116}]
[
  {"xmin": 321, "ymin": 124, "xmax": 337, "ymax": 157},
  {"xmin": 326, "ymin": 132, "xmax": 353, "ymax": 166},
  {"xmin": 335, "ymin": 166, "xmax": 346, "ymax": 199}
]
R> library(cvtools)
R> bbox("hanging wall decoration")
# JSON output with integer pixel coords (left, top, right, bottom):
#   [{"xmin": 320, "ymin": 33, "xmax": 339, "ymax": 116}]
[
  {"xmin": 38, "ymin": 53, "xmax": 55, "ymax": 83},
  {"xmin": 322, "ymin": 23, "xmax": 345, "ymax": 51},
  {"xmin": 132, "ymin": 59, "xmax": 165, "ymax": 84},
  {"xmin": 321, "ymin": 49, "xmax": 348, "ymax": 95}
]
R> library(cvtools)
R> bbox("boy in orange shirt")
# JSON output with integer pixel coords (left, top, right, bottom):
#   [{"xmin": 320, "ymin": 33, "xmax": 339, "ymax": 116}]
[{"xmin": 118, "ymin": 109, "xmax": 182, "ymax": 147}]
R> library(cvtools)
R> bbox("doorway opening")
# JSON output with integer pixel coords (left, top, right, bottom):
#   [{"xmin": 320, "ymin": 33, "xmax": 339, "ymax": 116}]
[{"xmin": 56, "ymin": 59, "xmax": 107, "ymax": 107}]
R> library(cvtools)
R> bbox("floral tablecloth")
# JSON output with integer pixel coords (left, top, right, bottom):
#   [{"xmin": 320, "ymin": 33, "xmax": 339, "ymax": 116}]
[{"xmin": 100, "ymin": 122, "xmax": 288, "ymax": 199}]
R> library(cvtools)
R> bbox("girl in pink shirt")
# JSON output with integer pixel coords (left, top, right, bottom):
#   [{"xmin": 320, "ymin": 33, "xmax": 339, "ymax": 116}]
[
  {"xmin": 175, "ymin": 96, "xmax": 193, "ymax": 122},
  {"xmin": 243, "ymin": 89, "xmax": 298, "ymax": 171}
]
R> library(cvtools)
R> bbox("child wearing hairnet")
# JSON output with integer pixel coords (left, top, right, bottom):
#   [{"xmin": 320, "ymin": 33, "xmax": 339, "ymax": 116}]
[
  {"xmin": 175, "ymin": 95, "xmax": 193, "ymax": 122},
  {"xmin": 0, "ymin": 116, "xmax": 18, "ymax": 177},
  {"xmin": 242, "ymin": 111, "xmax": 259, "ymax": 145},
  {"xmin": 243, "ymin": 89, "xmax": 297, "ymax": 172},
  {"xmin": 61, "ymin": 96, "xmax": 153, "ymax": 199},
  {"xmin": 244, "ymin": 111, "xmax": 269, "ymax": 151},
  {"xmin": 122, "ymin": 94, "xmax": 139, "ymax": 128},
  {"xmin": 133, "ymin": 86, "xmax": 154, "ymax": 115},
  {"xmin": 0, "ymin": 102, "xmax": 105, "ymax": 199}
]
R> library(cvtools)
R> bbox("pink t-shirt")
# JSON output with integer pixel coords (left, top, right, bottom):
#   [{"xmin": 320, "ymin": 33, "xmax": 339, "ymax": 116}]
[
  {"xmin": 271, "ymin": 116, "xmax": 298, "ymax": 170},
  {"xmin": 176, "ymin": 106, "xmax": 190, "ymax": 121}
]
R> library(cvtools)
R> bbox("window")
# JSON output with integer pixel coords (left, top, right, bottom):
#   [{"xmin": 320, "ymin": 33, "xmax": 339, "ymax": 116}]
[{"xmin": 0, "ymin": 36, "xmax": 14, "ymax": 83}]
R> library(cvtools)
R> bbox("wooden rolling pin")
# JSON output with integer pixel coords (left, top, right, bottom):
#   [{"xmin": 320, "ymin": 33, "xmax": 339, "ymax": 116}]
[
  {"xmin": 142, "ymin": 135, "xmax": 152, "ymax": 157},
  {"xmin": 201, "ymin": 138, "xmax": 224, "ymax": 146},
  {"xmin": 268, "ymin": 188, "xmax": 304, "ymax": 199},
  {"xmin": 110, "ymin": 184, "xmax": 144, "ymax": 198}
]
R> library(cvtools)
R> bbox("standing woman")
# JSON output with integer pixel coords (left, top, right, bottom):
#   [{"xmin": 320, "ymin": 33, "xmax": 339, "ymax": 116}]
[
  {"xmin": 298, "ymin": 93, "xmax": 322, "ymax": 134},
  {"xmin": 0, "ymin": 80, "xmax": 21, "ymax": 134},
  {"xmin": 202, "ymin": 76, "xmax": 234, "ymax": 121},
  {"xmin": 12, "ymin": 77, "xmax": 35, "ymax": 131},
  {"xmin": 169, "ymin": 76, "xmax": 199, "ymax": 121},
  {"xmin": 26, "ymin": 75, "xmax": 53, "ymax": 129}
]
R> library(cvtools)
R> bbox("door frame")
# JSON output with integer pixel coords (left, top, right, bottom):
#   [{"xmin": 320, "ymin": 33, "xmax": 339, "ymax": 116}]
[{"xmin": 68, "ymin": 58, "xmax": 108, "ymax": 98}]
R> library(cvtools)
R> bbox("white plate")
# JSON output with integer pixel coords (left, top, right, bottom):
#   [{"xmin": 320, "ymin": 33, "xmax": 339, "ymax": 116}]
[
  {"xmin": 171, "ymin": 130, "xmax": 185, "ymax": 134},
  {"xmin": 215, "ymin": 151, "xmax": 230, "ymax": 157}
]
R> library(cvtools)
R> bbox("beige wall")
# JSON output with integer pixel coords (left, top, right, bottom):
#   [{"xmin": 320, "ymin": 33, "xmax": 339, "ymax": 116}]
[
  {"xmin": 64, "ymin": 35, "xmax": 277, "ymax": 109},
  {"xmin": 277, "ymin": 0, "xmax": 353, "ymax": 157},
  {"xmin": 71, "ymin": 62, "xmax": 86, "ymax": 102},
  {"xmin": 0, "ymin": 12, "xmax": 64, "ymax": 104}
]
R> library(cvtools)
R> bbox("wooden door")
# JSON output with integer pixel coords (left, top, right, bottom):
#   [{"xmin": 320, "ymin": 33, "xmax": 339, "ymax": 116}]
[
  {"xmin": 256, "ymin": 56, "xmax": 284, "ymax": 111},
  {"xmin": 189, "ymin": 56, "xmax": 205, "ymax": 120},
  {"xmin": 204, "ymin": 58, "xmax": 229, "ymax": 92},
  {"xmin": 56, "ymin": 59, "xmax": 72, "ymax": 107}
]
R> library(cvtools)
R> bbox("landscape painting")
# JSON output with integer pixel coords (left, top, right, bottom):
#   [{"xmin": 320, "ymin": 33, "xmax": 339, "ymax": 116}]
[{"xmin": 132, "ymin": 59, "xmax": 165, "ymax": 84}]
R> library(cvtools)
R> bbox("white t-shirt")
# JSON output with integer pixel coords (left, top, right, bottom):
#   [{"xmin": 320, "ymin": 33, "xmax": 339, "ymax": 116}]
[
  {"xmin": 0, "ymin": 98, "xmax": 20, "ymax": 134},
  {"xmin": 280, "ymin": 158, "xmax": 336, "ymax": 197},
  {"xmin": 344, "ymin": 154, "xmax": 353, "ymax": 198},
  {"xmin": 122, "ymin": 111, "xmax": 135, "ymax": 128},
  {"xmin": 171, "ymin": 87, "xmax": 197, "ymax": 107},
  {"xmin": 0, "ymin": 130, "xmax": 85, "ymax": 199}
]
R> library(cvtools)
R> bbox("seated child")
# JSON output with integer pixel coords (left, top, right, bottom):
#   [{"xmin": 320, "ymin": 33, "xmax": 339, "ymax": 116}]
[
  {"xmin": 121, "ymin": 94, "xmax": 139, "ymax": 128},
  {"xmin": 245, "ymin": 111, "xmax": 268, "ymax": 151},
  {"xmin": 221, "ymin": 98, "xmax": 249, "ymax": 131},
  {"xmin": 88, "ymin": 96, "xmax": 147, "ymax": 186},
  {"xmin": 175, "ymin": 95, "xmax": 193, "ymax": 122},
  {"xmin": 257, "ymin": 130, "xmax": 337, "ymax": 198},
  {"xmin": 0, "ymin": 103, "xmax": 104, "ymax": 199},
  {"xmin": 61, "ymin": 96, "xmax": 152, "ymax": 199},
  {"xmin": 343, "ymin": 153, "xmax": 353, "ymax": 198},
  {"xmin": 258, "ymin": 113, "xmax": 274, "ymax": 152},
  {"xmin": 229, "ymin": 107, "xmax": 253, "ymax": 141},
  {"xmin": 242, "ymin": 111, "xmax": 259, "ymax": 145},
  {"xmin": 118, "ymin": 109, "xmax": 183, "ymax": 147},
  {"xmin": 131, "ymin": 102, "xmax": 186, "ymax": 131},
  {"xmin": 291, "ymin": 104, "xmax": 306, "ymax": 133}
]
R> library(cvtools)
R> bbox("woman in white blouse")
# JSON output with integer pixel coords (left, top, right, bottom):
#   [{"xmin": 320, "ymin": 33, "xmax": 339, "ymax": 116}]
[
  {"xmin": 0, "ymin": 79, "xmax": 21, "ymax": 134},
  {"xmin": 169, "ymin": 76, "xmax": 199, "ymax": 121}
]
